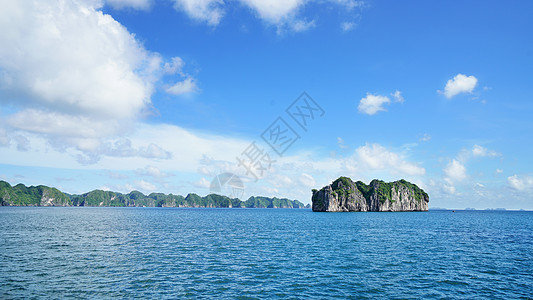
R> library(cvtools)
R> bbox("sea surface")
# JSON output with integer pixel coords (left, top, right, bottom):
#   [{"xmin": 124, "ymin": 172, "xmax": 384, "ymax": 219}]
[{"xmin": 1, "ymin": 207, "xmax": 532, "ymax": 299}]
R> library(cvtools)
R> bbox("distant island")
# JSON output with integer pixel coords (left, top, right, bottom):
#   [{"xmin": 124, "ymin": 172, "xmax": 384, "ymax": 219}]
[
  {"xmin": 312, "ymin": 177, "xmax": 429, "ymax": 212},
  {"xmin": 0, "ymin": 180, "xmax": 308, "ymax": 208}
]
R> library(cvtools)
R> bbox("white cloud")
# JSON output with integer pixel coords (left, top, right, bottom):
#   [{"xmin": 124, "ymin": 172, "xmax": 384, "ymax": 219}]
[
  {"xmin": 329, "ymin": 0, "xmax": 364, "ymax": 10},
  {"xmin": 444, "ymin": 159, "xmax": 467, "ymax": 182},
  {"xmin": 106, "ymin": 0, "xmax": 151, "ymax": 10},
  {"xmin": 239, "ymin": 0, "xmax": 303, "ymax": 24},
  {"xmin": 0, "ymin": 1, "xmax": 163, "ymax": 156},
  {"xmin": 289, "ymin": 19, "xmax": 316, "ymax": 32},
  {"xmin": 269, "ymin": 174, "xmax": 294, "ymax": 188},
  {"xmin": 163, "ymin": 57, "xmax": 185, "ymax": 75},
  {"xmin": 136, "ymin": 165, "xmax": 173, "ymax": 178},
  {"xmin": 0, "ymin": 1, "xmax": 201, "ymax": 162},
  {"xmin": 472, "ymin": 145, "xmax": 499, "ymax": 158},
  {"xmin": 74, "ymin": 138, "xmax": 172, "ymax": 164},
  {"xmin": 0, "ymin": 1, "xmax": 155, "ymax": 119},
  {"xmin": 442, "ymin": 184, "xmax": 456, "ymax": 194},
  {"xmin": 14, "ymin": 135, "xmax": 30, "ymax": 152},
  {"xmin": 337, "ymin": 137, "xmax": 348, "ymax": 149},
  {"xmin": 162, "ymin": 57, "xmax": 199, "ymax": 95},
  {"xmin": 441, "ymin": 74, "xmax": 478, "ymax": 99},
  {"xmin": 172, "ymin": 0, "xmax": 224, "ymax": 26},
  {"xmin": 496, "ymin": 169, "xmax": 504, "ymax": 174},
  {"xmin": 355, "ymin": 143, "xmax": 426, "ymax": 176},
  {"xmin": 358, "ymin": 93, "xmax": 391, "ymax": 115},
  {"xmin": 507, "ymin": 174, "xmax": 533, "ymax": 191},
  {"xmin": 341, "ymin": 22, "xmax": 356, "ymax": 32},
  {"xmin": 166, "ymin": 77, "xmax": 198, "ymax": 95},
  {"xmin": 0, "ymin": 128, "xmax": 10, "ymax": 147},
  {"xmin": 299, "ymin": 173, "xmax": 316, "ymax": 187},
  {"xmin": 135, "ymin": 180, "xmax": 157, "ymax": 191},
  {"xmin": 420, "ymin": 133, "xmax": 431, "ymax": 142},
  {"xmin": 391, "ymin": 90, "xmax": 404, "ymax": 103},
  {"xmin": 170, "ymin": 0, "xmax": 364, "ymax": 33},
  {"xmin": 192, "ymin": 177, "xmax": 211, "ymax": 188}
]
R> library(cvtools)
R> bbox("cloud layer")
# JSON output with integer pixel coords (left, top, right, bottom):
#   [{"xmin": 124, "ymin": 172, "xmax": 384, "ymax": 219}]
[
  {"xmin": 0, "ymin": 1, "xmax": 197, "ymax": 163},
  {"xmin": 168, "ymin": 0, "xmax": 364, "ymax": 33}
]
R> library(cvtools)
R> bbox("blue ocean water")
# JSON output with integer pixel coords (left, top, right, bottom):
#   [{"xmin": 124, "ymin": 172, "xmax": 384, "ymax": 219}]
[{"xmin": 1, "ymin": 207, "xmax": 532, "ymax": 299}]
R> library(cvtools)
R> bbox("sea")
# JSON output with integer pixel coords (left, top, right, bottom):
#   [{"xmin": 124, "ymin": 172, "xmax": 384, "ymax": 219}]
[{"xmin": 1, "ymin": 207, "xmax": 532, "ymax": 299}]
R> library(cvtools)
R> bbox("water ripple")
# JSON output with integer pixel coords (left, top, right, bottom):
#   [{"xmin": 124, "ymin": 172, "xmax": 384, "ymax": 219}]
[{"xmin": 0, "ymin": 208, "xmax": 532, "ymax": 298}]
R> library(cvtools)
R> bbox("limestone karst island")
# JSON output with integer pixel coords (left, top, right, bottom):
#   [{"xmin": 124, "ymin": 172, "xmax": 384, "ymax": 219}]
[{"xmin": 312, "ymin": 177, "xmax": 429, "ymax": 212}]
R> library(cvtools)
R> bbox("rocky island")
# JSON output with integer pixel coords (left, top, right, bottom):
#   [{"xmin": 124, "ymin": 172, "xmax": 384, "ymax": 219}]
[
  {"xmin": 0, "ymin": 180, "xmax": 307, "ymax": 208},
  {"xmin": 312, "ymin": 177, "xmax": 429, "ymax": 212}
]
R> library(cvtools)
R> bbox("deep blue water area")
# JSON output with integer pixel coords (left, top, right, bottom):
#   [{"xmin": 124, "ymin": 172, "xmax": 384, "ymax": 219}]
[{"xmin": 1, "ymin": 207, "xmax": 532, "ymax": 299}]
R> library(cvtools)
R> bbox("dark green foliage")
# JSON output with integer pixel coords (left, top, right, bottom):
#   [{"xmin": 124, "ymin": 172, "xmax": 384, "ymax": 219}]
[
  {"xmin": 0, "ymin": 180, "xmax": 306, "ymax": 208},
  {"xmin": 331, "ymin": 177, "xmax": 357, "ymax": 198},
  {"xmin": 397, "ymin": 179, "xmax": 429, "ymax": 202},
  {"xmin": 0, "ymin": 181, "xmax": 71, "ymax": 206},
  {"xmin": 315, "ymin": 177, "xmax": 428, "ymax": 206},
  {"xmin": 370, "ymin": 180, "xmax": 393, "ymax": 204},
  {"xmin": 244, "ymin": 196, "xmax": 305, "ymax": 208},
  {"xmin": 355, "ymin": 181, "xmax": 372, "ymax": 199}
]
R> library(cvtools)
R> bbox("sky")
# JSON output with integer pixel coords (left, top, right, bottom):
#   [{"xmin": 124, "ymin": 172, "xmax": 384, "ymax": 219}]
[{"xmin": 1, "ymin": 0, "xmax": 533, "ymax": 209}]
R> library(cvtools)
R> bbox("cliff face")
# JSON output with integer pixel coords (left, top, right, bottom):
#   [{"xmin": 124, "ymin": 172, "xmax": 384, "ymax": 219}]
[
  {"xmin": 312, "ymin": 177, "xmax": 428, "ymax": 212},
  {"xmin": 0, "ymin": 181, "xmax": 71, "ymax": 206}
]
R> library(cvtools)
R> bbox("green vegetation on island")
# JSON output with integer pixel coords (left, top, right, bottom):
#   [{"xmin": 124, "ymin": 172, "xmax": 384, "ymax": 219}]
[
  {"xmin": 312, "ymin": 176, "xmax": 429, "ymax": 212},
  {"xmin": 0, "ymin": 180, "xmax": 307, "ymax": 208}
]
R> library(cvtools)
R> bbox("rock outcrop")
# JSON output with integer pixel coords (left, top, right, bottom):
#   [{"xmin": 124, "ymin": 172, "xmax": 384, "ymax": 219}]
[{"xmin": 312, "ymin": 177, "xmax": 429, "ymax": 212}]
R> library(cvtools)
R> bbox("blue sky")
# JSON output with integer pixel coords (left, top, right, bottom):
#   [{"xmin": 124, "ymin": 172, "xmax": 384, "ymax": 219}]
[{"xmin": 1, "ymin": 0, "xmax": 532, "ymax": 209}]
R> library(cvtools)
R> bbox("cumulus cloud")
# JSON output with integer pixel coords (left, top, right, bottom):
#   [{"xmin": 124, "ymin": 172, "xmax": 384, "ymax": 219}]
[
  {"xmin": 166, "ymin": 77, "xmax": 198, "ymax": 95},
  {"xmin": 507, "ymin": 174, "xmax": 533, "ymax": 191},
  {"xmin": 171, "ymin": 0, "xmax": 364, "ymax": 33},
  {"xmin": 358, "ymin": 90, "xmax": 404, "ymax": 115},
  {"xmin": 441, "ymin": 74, "xmax": 478, "ymax": 98},
  {"xmin": 391, "ymin": 90, "xmax": 404, "ymax": 103},
  {"xmin": 472, "ymin": 145, "xmax": 499, "ymax": 158},
  {"xmin": 444, "ymin": 159, "xmax": 467, "ymax": 182},
  {"xmin": 358, "ymin": 93, "xmax": 391, "ymax": 115},
  {"xmin": 354, "ymin": 143, "xmax": 426, "ymax": 176},
  {"xmin": 163, "ymin": 57, "xmax": 185, "ymax": 75},
  {"xmin": 0, "ymin": 1, "xmax": 155, "ymax": 119},
  {"xmin": 172, "ymin": 0, "xmax": 224, "ymax": 26},
  {"xmin": 162, "ymin": 57, "xmax": 199, "ymax": 95},
  {"xmin": 442, "ymin": 184, "xmax": 456, "ymax": 194},
  {"xmin": 0, "ymin": 1, "xmax": 153, "ymax": 153},
  {"xmin": 239, "ymin": 0, "xmax": 303, "ymax": 24},
  {"xmin": 0, "ymin": 1, "xmax": 199, "ymax": 163},
  {"xmin": 441, "ymin": 159, "xmax": 467, "ymax": 195}
]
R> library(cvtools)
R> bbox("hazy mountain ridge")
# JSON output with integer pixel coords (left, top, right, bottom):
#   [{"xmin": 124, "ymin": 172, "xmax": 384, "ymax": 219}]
[{"xmin": 0, "ymin": 180, "xmax": 308, "ymax": 208}]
